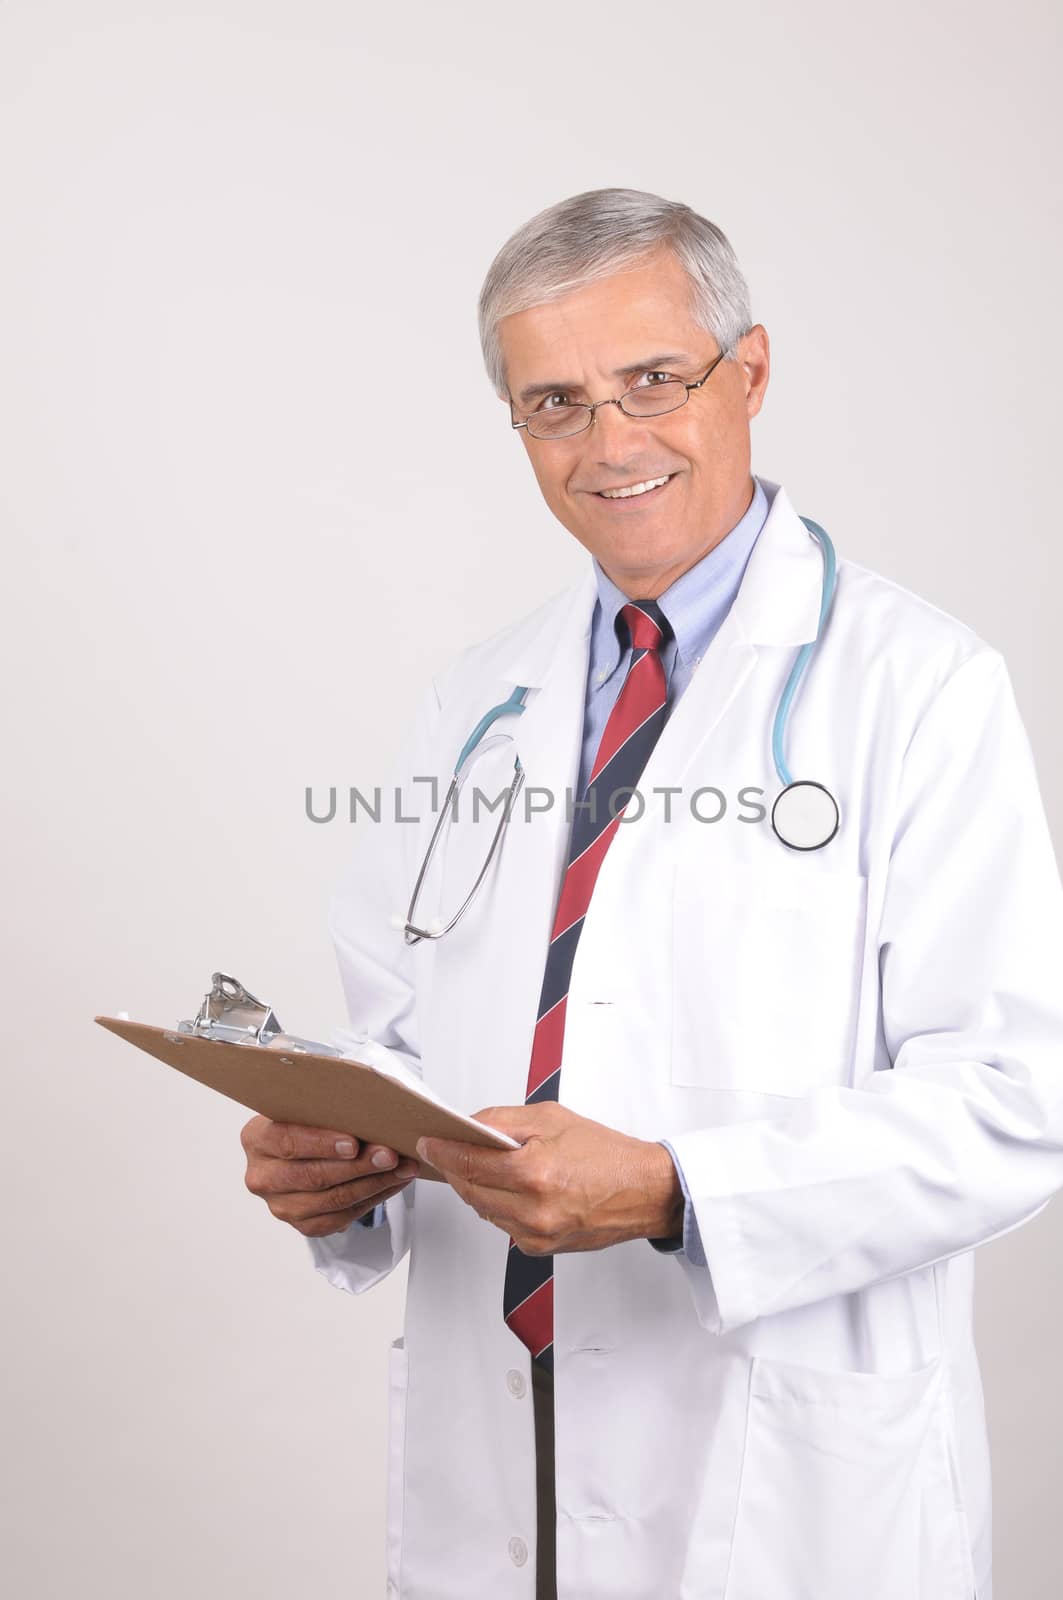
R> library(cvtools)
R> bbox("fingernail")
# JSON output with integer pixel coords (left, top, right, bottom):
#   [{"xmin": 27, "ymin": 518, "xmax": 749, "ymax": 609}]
[
  {"xmin": 415, "ymin": 1138, "xmax": 429, "ymax": 1160},
  {"xmin": 335, "ymin": 1139, "xmax": 356, "ymax": 1158},
  {"xmin": 372, "ymin": 1149, "xmax": 397, "ymax": 1169}
]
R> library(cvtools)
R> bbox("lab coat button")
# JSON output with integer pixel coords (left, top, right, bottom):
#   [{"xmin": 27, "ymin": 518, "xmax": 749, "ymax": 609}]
[
  {"xmin": 508, "ymin": 1536, "xmax": 528, "ymax": 1567},
  {"xmin": 506, "ymin": 1368, "xmax": 527, "ymax": 1398}
]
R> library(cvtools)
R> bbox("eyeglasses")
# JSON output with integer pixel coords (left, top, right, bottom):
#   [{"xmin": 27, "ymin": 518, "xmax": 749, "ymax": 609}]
[{"xmin": 510, "ymin": 349, "xmax": 729, "ymax": 441}]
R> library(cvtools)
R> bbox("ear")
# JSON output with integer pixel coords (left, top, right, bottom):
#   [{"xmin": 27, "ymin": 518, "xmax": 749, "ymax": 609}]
[{"xmin": 739, "ymin": 324, "xmax": 771, "ymax": 419}]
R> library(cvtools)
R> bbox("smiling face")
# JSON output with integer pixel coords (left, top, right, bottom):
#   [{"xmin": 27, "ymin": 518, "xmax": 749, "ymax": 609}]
[{"xmin": 498, "ymin": 245, "xmax": 770, "ymax": 599}]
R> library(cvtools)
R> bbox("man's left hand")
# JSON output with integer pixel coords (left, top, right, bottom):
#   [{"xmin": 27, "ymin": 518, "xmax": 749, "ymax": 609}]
[{"xmin": 415, "ymin": 1103, "xmax": 683, "ymax": 1255}]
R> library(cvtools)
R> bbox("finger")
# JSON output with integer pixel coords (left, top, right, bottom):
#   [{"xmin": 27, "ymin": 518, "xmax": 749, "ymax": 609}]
[
  {"xmin": 250, "ymin": 1119, "xmax": 402, "ymax": 1165},
  {"xmin": 299, "ymin": 1208, "xmax": 366, "ymax": 1238},
  {"xmin": 248, "ymin": 1120, "xmax": 365, "ymax": 1160},
  {"xmin": 416, "ymin": 1135, "xmax": 525, "ymax": 1193},
  {"xmin": 439, "ymin": 1179, "xmax": 547, "ymax": 1247},
  {"xmin": 298, "ymin": 1180, "xmax": 414, "ymax": 1238},
  {"xmin": 246, "ymin": 1142, "xmax": 420, "ymax": 1199},
  {"xmin": 270, "ymin": 1166, "xmax": 418, "ymax": 1221},
  {"xmin": 470, "ymin": 1107, "xmax": 569, "ymax": 1145},
  {"xmin": 250, "ymin": 1150, "xmax": 403, "ymax": 1195},
  {"xmin": 306, "ymin": 1163, "xmax": 418, "ymax": 1210},
  {"xmin": 307, "ymin": 1146, "xmax": 419, "ymax": 1186},
  {"xmin": 470, "ymin": 1104, "xmax": 558, "ymax": 1139}
]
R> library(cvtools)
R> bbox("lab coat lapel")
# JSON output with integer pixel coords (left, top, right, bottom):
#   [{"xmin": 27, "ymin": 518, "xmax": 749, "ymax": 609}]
[
  {"xmin": 470, "ymin": 569, "xmax": 596, "ymax": 971},
  {"xmin": 630, "ymin": 479, "xmax": 826, "ymax": 796},
  {"xmin": 497, "ymin": 565, "xmax": 597, "ymax": 816}
]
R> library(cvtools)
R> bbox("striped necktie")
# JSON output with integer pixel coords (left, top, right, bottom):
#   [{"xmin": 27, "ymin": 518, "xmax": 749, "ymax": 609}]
[{"xmin": 503, "ymin": 597, "xmax": 673, "ymax": 1373}]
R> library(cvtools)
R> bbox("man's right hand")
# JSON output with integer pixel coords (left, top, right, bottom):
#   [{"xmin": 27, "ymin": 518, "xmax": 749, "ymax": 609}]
[{"xmin": 241, "ymin": 1115, "xmax": 420, "ymax": 1238}]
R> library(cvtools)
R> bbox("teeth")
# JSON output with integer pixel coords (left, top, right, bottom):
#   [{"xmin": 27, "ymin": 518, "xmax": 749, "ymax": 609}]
[{"xmin": 599, "ymin": 475, "xmax": 670, "ymax": 499}]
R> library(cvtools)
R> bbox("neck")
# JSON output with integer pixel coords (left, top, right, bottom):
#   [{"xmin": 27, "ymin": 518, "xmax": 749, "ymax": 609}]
[{"xmin": 603, "ymin": 473, "xmax": 756, "ymax": 600}]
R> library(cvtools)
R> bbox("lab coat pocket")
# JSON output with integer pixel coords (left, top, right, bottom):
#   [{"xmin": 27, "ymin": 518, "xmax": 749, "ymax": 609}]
[
  {"xmin": 671, "ymin": 862, "xmax": 867, "ymax": 1095},
  {"xmin": 385, "ymin": 1336, "xmax": 409, "ymax": 1599},
  {"xmin": 725, "ymin": 1355, "xmax": 968, "ymax": 1600}
]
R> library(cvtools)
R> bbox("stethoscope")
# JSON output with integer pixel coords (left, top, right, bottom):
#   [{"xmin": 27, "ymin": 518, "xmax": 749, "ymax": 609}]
[{"xmin": 400, "ymin": 517, "xmax": 839, "ymax": 944}]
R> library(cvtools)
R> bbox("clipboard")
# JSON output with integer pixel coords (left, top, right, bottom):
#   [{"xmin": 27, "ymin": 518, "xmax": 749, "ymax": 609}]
[{"xmin": 94, "ymin": 972, "xmax": 521, "ymax": 1182}]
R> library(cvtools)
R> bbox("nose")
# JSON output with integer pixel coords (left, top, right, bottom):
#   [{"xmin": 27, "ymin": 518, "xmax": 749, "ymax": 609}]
[{"xmin": 588, "ymin": 396, "xmax": 658, "ymax": 468}]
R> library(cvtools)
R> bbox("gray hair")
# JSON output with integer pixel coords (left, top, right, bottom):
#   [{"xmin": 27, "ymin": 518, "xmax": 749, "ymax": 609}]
[{"xmin": 477, "ymin": 187, "xmax": 753, "ymax": 401}]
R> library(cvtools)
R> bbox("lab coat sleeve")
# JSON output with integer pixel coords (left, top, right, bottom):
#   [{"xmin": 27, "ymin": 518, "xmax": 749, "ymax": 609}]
[
  {"xmin": 665, "ymin": 648, "xmax": 1063, "ymax": 1335},
  {"xmin": 307, "ymin": 678, "xmax": 442, "ymax": 1297}
]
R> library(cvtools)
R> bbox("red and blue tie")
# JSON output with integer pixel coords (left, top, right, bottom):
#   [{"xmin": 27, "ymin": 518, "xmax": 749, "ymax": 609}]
[{"xmin": 503, "ymin": 598, "xmax": 673, "ymax": 1372}]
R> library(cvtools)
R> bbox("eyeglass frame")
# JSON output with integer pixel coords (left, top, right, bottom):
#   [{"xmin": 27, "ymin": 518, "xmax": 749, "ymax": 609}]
[{"xmin": 509, "ymin": 347, "xmax": 730, "ymax": 440}]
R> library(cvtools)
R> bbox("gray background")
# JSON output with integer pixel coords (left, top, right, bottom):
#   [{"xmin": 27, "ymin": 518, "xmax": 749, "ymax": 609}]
[{"xmin": 2, "ymin": 2, "xmax": 1060, "ymax": 1595}]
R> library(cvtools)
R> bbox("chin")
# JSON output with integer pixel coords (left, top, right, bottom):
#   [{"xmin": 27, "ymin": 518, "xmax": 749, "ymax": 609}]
[{"xmin": 598, "ymin": 530, "xmax": 688, "ymax": 567}]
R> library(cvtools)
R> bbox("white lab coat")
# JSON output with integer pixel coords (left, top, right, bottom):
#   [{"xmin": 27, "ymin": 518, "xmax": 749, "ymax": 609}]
[{"xmin": 310, "ymin": 478, "xmax": 1063, "ymax": 1600}]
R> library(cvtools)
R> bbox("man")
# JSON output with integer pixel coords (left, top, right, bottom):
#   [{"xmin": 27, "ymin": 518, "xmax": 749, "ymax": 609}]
[{"xmin": 241, "ymin": 188, "xmax": 1063, "ymax": 1599}]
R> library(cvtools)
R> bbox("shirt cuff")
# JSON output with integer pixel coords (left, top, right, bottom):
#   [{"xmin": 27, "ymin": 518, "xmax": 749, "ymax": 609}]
[{"xmin": 646, "ymin": 1139, "xmax": 708, "ymax": 1266}]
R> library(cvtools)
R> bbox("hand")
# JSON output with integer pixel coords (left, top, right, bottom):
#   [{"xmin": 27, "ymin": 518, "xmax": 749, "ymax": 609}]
[
  {"xmin": 416, "ymin": 1102, "xmax": 682, "ymax": 1255},
  {"xmin": 241, "ymin": 1116, "xmax": 421, "ymax": 1238}
]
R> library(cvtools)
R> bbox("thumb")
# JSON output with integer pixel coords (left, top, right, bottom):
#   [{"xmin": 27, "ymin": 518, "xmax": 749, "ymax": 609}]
[{"xmin": 471, "ymin": 1104, "xmax": 545, "ymax": 1140}]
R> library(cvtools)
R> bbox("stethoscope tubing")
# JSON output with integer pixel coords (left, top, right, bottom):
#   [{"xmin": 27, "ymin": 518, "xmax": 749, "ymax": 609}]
[
  {"xmin": 772, "ymin": 518, "xmax": 837, "ymax": 787},
  {"xmin": 455, "ymin": 684, "xmax": 530, "ymax": 776},
  {"xmin": 403, "ymin": 515, "xmax": 839, "ymax": 940}
]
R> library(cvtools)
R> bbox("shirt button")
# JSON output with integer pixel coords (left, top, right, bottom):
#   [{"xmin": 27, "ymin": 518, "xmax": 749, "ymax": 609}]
[
  {"xmin": 506, "ymin": 1369, "xmax": 527, "ymax": 1398},
  {"xmin": 508, "ymin": 1536, "xmax": 528, "ymax": 1567}
]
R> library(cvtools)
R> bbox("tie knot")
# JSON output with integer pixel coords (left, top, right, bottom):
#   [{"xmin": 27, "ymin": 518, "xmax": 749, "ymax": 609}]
[{"xmin": 620, "ymin": 598, "xmax": 672, "ymax": 653}]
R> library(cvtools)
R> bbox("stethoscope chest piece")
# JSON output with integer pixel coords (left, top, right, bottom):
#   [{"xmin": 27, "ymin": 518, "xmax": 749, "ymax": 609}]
[{"xmin": 771, "ymin": 780, "xmax": 840, "ymax": 852}]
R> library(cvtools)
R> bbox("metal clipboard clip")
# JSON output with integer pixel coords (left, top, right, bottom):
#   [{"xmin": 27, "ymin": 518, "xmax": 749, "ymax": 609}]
[{"xmin": 176, "ymin": 972, "xmax": 343, "ymax": 1057}]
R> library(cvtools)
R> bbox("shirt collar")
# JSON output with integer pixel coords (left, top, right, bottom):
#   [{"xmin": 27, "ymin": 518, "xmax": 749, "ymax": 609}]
[{"xmin": 589, "ymin": 475, "xmax": 770, "ymax": 681}]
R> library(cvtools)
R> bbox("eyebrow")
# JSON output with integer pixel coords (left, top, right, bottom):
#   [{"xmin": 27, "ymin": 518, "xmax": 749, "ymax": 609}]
[{"xmin": 515, "ymin": 352, "xmax": 697, "ymax": 408}]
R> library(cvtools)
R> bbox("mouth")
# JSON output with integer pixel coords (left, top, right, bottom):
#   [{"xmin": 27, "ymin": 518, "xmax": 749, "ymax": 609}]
[{"xmin": 591, "ymin": 472, "xmax": 677, "ymax": 508}]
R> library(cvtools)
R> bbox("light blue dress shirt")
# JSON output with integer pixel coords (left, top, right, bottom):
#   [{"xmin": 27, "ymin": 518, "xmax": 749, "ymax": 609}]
[
  {"xmin": 577, "ymin": 476, "xmax": 769, "ymax": 1266},
  {"xmin": 360, "ymin": 477, "xmax": 772, "ymax": 1263}
]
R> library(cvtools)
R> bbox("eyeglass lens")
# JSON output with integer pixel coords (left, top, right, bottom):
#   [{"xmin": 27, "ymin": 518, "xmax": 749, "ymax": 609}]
[{"xmin": 525, "ymin": 380, "xmax": 689, "ymax": 439}]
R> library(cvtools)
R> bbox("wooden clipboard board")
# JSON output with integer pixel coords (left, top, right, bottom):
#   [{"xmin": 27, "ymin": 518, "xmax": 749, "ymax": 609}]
[{"xmin": 94, "ymin": 1015, "xmax": 518, "ymax": 1181}]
